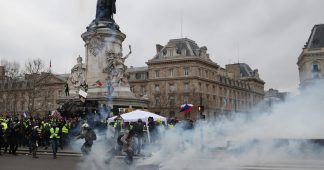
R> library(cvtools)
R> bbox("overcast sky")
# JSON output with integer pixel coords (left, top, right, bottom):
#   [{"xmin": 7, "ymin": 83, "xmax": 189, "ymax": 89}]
[{"xmin": 0, "ymin": 0, "xmax": 324, "ymax": 92}]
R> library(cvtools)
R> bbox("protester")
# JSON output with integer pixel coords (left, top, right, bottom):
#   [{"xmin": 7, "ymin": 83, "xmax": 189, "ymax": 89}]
[
  {"xmin": 132, "ymin": 119, "xmax": 144, "ymax": 155},
  {"xmin": 0, "ymin": 122, "xmax": 3, "ymax": 155},
  {"xmin": 120, "ymin": 128, "xmax": 135, "ymax": 165},
  {"xmin": 30, "ymin": 126, "xmax": 40, "ymax": 158},
  {"xmin": 50, "ymin": 123, "xmax": 60, "ymax": 159},
  {"xmin": 75, "ymin": 123, "xmax": 97, "ymax": 155}
]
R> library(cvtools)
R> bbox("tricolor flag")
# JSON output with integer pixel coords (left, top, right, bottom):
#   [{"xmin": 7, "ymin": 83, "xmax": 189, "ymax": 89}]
[
  {"xmin": 93, "ymin": 80, "xmax": 103, "ymax": 87},
  {"xmin": 179, "ymin": 104, "xmax": 193, "ymax": 113}
]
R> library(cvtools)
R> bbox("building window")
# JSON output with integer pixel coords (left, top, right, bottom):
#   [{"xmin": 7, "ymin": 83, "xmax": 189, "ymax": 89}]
[
  {"xmin": 155, "ymin": 97, "xmax": 160, "ymax": 106},
  {"xmin": 198, "ymin": 68, "xmax": 201, "ymax": 76},
  {"xmin": 184, "ymin": 68, "xmax": 189, "ymax": 76},
  {"xmin": 184, "ymin": 82, "xmax": 189, "ymax": 92},
  {"xmin": 135, "ymin": 73, "xmax": 141, "ymax": 80},
  {"xmin": 184, "ymin": 95, "xmax": 189, "ymax": 103},
  {"xmin": 170, "ymin": 69, "xmax": 174, "ymax": 77},
  {"xmin": 142, "ymin": 73, "xmax": 147, "ymax": 79},
  {"xmin": 312, "ymin": 63, "xmax": 320, "ymax": 72},
  {"xmin": 169, "ymin": 84, "xmax": 175, "ymax": 93},
  {"xmin": 312, "ymin": 62, "xmax": 320, "ymax": 78},
  {"xmin": 155, "ymin": 70, "xmax": 160, "ymax": 78},
  {"xmin": 169, "ymin": 96, "xmax": 175, "ymax": 106},
  {"xmin": 130, "ymin": 86, "xmax": 135, "ymax": 93},
  {"xmin": 155, "ymin": 84, "xmax": 160, "ymax": 92},
  {"xmin": 140, "ymin": 85, "xmax": 146, "ymax": 94},
  {"xmin": 205, "ymin": 70, "xmax": 208, "ymax": 78},
  {"xmin": 58, "ymin": 90, "xmax": 62, "ymax": 97}
]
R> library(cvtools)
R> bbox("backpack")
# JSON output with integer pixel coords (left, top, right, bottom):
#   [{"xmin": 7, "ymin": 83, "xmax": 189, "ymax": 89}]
[
  {"xmin": 90, "ymin": 130, "xmax": 97, "ymax": 141},
  {"xmin": 117, "ymin": 134, "xmax": 124, "ymax": 145}
]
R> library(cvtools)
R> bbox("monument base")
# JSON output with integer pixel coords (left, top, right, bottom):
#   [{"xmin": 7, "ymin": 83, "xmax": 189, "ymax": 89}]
[{"xmin": 58, "ymin": 85, "xmax": 149, "ymax": 117}]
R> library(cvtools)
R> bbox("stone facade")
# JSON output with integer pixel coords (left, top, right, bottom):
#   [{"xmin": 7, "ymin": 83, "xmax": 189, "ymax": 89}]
[
  {"xmin": 0, "ymin": 71, "xmax": 67, "ymax": 116},
  {"xmin": 297, "ymin": 24, "xmax": 324, "ymax": 89},
  {"xmin": 128, "ymin": 38, "xmax": 265, "ymax": 120}
]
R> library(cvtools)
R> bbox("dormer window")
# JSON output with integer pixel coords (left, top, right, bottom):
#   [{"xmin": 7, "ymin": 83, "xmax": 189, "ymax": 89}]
[
  {"xmin": 312, "ymin": 63, "xmax": 320, "ymax": 72},
  {"xmin": 312, "ymin": 62, "xmax": 320, "ymax": 78}
]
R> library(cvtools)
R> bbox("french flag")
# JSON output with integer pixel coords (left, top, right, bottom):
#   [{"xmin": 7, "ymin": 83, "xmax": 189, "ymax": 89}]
[{"xmin": 179, "ymin": 104, "xmax": 193, "ymax": 113}]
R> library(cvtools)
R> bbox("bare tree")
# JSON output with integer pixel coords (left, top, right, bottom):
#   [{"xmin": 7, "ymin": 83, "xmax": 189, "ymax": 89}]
[
  {"xmin": 23, "ymin": 58, "xmax": 52, "ymax": 114},
  {"xmin": 0, "ymin": 59, "xmax": 21, "ymax": 114},
  {"xmin": 1, "ymin": 60, "xmax": 21, "ymax": 80}
]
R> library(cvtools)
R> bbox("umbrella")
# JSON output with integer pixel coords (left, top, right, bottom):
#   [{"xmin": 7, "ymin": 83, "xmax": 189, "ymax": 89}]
[{"xmin": 179, "ymin": 104, "xmax": 193, "ymax": 113}]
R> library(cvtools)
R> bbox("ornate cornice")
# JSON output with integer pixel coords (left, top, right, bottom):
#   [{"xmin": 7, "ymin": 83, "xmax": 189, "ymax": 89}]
[{"xmin": 147, "ymin": 56, "xmax": 219, "ymax": 69}]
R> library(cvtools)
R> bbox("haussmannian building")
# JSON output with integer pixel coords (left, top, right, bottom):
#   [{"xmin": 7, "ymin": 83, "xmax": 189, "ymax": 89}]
[
  {"xmin": 128, "ymin": 38, "xmax": 265, "ymax": 120},
  {"xmin": 0, "ymin": 65, "xmax": 68, "ymax": 116},
  {"xmin": 297, "ymin": 24, "xmax": 324, "ymax": 89}
]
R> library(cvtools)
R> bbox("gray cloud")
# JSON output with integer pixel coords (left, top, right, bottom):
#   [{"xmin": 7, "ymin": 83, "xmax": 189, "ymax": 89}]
[{"xmin": 1, "ymin": 0, "xmax": 324, "ymax": 92}]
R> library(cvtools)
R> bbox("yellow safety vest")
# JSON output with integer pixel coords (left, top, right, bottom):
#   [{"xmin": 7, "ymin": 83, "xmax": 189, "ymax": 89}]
[
  {"xmin": 62, "ymin": 125, "xmax": 69, "ymax": 134},
  {"xmin": 50, "ymin": 127, "xmax": 60, "ymax": 139},
  {"xmin": 1, "ymin": 122, "xmax": 7, "ymax": 131}
]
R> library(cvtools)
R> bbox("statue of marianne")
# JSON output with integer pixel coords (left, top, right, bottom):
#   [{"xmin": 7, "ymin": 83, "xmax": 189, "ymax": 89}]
[{"xmin": 95, "ymin": 0, "xmax": 116, "ymax": 21}]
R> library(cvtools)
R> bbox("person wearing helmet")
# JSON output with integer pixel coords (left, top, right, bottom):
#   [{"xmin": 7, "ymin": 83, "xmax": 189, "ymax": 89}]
[
  {"xmin": 75, "ymin": 123, "xmax": 96, "ymax": 155},
  {"xmin": 30, "ymin": 126, "xmax": 40, "ymax": 158}
]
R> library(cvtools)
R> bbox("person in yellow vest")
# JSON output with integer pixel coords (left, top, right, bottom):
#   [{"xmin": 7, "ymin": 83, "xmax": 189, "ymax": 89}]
[
  {"xmin": 0, "ymin": 121, "xmax": 3, "ymax": 155},
  {"xmin": 113, "ymin": 116, "xmax": 123, "ymax": 139},
  {"xmin": 1, "ymin": 120, "xmax": 8, "ymax": 154},
  {"xmin": 50, "ymin": 123, "xmax": 60, "ymax": 159},
  {"xmin": 61, "ymin": 123, "xmax": 69, "ymax": 149}
]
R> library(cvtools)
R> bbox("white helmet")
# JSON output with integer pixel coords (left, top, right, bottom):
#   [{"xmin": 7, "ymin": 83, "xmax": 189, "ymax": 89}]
[
  {"xmin": 81, "ymin": 123, "xmax": 89, "ymax": 128},
  {"xmin": 33, "ymin": 126, "xmax": 39, "ymax": 130}
]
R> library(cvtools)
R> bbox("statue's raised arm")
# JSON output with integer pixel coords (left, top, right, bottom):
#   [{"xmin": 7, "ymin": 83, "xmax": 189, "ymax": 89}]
[
  {"xmin": 123, "ymin": 45, "xmax": 132, "ymax": 60},
  {"xmin": 95, "ymin": 0, "xmax": 116, "ymax": 21}
]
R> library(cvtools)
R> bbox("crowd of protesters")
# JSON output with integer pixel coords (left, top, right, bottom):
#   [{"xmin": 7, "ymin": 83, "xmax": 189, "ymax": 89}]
[
  {"xmin": 0, "ymin": 113, "xmax": 80, "ymax": 159},
  {"xmin": 0, "ymin": 111, "xmax": 196, "ymax": 164},
  {"xmin": 109, "ymin": 114, "xmax": 195, "ymax": 164}
]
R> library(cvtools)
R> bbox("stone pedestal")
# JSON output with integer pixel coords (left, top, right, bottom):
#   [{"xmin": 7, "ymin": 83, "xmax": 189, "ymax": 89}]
[{"xmin": 79, "ymin": 20, "xmax": 148, "ymax": 109}]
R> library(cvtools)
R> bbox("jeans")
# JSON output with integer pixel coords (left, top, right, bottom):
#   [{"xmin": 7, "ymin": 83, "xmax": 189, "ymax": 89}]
[
  {"xmin": 135, "ymin": 136, "xmax": 142, "ymax": 154},
  {"xmin": 51, "ymin": 140, "xmax": 59, "ymax": 158}
]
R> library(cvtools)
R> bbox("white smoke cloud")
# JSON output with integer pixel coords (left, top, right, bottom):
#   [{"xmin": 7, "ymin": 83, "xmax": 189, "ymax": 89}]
[{"xmin": 75, "ymin": 80, "xmax": 324, "ymax": 169}]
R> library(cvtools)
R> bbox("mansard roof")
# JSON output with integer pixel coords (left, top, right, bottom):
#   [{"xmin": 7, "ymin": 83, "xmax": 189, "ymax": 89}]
[
  {"xmin": 305, "ymin": 24, "xmax": 324, "ymax": 48},
  {"xmin": 239, "ymin": 63, "xmax": 254, "ymax": 77},
  {"xmin": 153, "ymin": 38, "xmax": 210, "ymax": 59}
]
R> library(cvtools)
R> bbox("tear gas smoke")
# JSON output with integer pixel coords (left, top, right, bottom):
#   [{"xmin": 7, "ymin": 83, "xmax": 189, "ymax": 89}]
[{"xmin": 74, "ymin": 76, "xmax": 324, "ymax": 169}]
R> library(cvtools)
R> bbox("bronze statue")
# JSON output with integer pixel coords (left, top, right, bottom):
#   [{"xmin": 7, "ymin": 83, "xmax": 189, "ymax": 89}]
[{"xmin": 96, "ymin": 0, "xmax": 116, "ymax": 21}]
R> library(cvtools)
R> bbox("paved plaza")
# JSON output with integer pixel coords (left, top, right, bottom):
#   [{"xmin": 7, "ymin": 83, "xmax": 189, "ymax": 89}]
[{"xmin": 1, "ymin": 151, "xmax": 324, "ymax": 170}]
